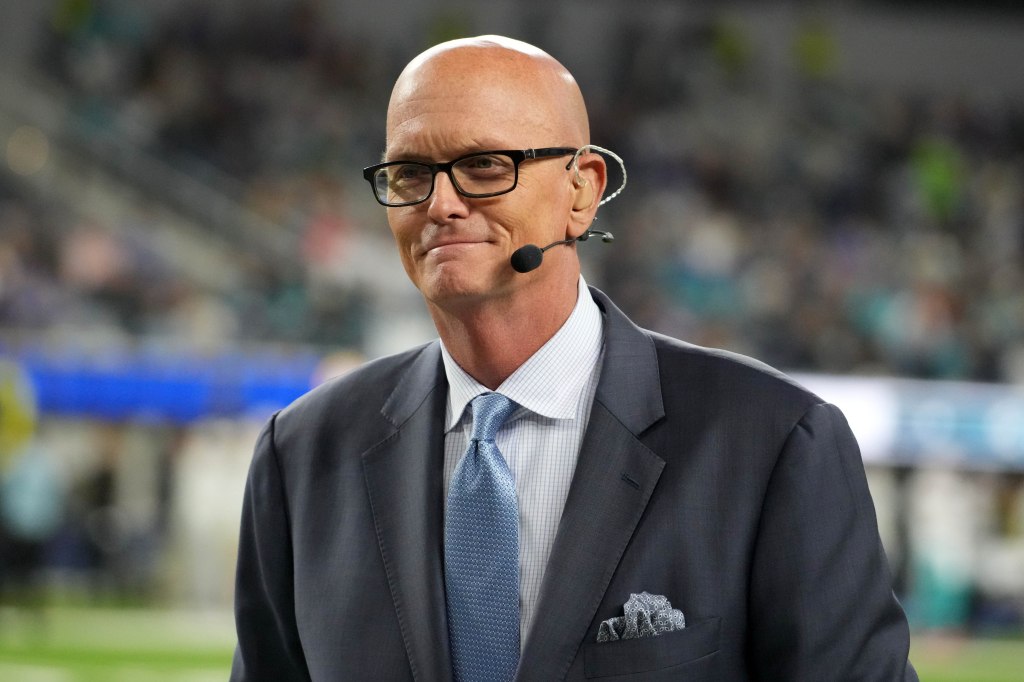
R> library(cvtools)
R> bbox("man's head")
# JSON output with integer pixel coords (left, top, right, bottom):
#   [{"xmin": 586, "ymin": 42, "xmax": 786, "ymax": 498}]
[{"xmin": 381, "ymin": 36, "xmax": 607, "ymax": 314}]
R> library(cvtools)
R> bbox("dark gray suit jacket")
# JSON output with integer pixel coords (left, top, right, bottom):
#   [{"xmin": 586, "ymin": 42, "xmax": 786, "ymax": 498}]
[{"xmin": 231, "ymin": 288, "xmax": 916, "ymax": 681}]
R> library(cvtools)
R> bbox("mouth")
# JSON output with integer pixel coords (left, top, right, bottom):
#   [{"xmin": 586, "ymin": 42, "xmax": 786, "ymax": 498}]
[{"xmin": 423, "ymin": 238, "xmax": 489, "ymax": 257}]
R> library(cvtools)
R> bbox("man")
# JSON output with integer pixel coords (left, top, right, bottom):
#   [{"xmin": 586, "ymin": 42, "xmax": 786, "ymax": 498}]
[{"xmin": 231, "ymin": 35, "xmax": 917, "ymax": 681}]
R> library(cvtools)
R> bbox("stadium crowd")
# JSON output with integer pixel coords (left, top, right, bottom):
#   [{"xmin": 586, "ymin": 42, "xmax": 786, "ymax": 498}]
[{"xmin": 2, "ymin": 0, "xmax": 1021, "ymax": 384}]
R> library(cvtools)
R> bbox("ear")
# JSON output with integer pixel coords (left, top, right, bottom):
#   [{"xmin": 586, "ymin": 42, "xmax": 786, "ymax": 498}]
[{"xmin": 566, "ymin": 150, "xmax": 608, "ymax": 238}]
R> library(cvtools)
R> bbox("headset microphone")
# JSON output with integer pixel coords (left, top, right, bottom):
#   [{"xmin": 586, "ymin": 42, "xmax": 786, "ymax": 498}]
[{"xmin": 509, "ymin": 229, "xmax": 615, "ymax": 274}]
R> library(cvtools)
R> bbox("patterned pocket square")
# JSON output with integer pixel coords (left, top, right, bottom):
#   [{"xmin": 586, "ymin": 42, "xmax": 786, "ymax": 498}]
[{"xmin": 596, "ymin": 591, "xmax": 686, "ymax": 643}]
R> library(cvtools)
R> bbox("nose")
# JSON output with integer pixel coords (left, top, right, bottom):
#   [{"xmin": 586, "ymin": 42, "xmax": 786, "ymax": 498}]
[{"xmin": 426, "ymin": 171, "xmax": 470, "ymax": 223}]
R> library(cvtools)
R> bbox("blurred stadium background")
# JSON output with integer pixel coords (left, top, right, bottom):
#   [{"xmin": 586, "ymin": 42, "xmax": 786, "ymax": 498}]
[{"xmin": 0, "ymin": 0, "xmax": 1022, "ymax": 679}]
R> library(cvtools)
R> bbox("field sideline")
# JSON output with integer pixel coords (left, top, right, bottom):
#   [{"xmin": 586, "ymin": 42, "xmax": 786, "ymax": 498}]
[{"xmin": 1, "ymin": 606, "xmax": 1021, "ymax": 680}]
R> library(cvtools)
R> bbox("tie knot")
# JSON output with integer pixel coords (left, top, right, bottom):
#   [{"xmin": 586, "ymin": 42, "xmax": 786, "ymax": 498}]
[{"xmin": 469, "ymin": 392, "xmax": 516, "ymax": 442}]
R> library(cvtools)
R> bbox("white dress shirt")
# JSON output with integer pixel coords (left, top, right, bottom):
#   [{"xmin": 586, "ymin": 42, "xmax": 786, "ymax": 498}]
[{"xmin": 441, "ymin": 276, "xmax": 604, "ymax": 646}]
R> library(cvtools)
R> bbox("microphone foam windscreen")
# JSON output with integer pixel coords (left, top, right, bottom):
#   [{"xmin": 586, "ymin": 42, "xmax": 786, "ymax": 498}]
[{"xmin": 510, "ymin": 245, "xmax": 544, "ymax": 273}]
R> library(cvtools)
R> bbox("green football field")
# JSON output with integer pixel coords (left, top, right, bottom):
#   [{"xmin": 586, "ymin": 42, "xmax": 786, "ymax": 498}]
[
  {"xmin": 0, "ymin": 606, "xmax": 235, "ymax": 682},
  {"xmin": 0, "ymin": 605, "xmax": 1021, "ymax": 680}
]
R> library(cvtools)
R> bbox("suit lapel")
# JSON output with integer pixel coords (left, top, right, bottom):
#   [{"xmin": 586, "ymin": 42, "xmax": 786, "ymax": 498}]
[
  {"xmin": 516, "ymin": 289, "xmax": 666, "ymax": 682},
  {"xmin": 362, "ymin": 343, "xmax": 454, "ymax": 682}
]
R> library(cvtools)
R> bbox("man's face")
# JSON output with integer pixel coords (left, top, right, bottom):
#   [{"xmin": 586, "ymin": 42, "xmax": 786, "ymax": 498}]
[{"xmin": 383, "ymin": 53, "xmax": 581, "ymax": 311}]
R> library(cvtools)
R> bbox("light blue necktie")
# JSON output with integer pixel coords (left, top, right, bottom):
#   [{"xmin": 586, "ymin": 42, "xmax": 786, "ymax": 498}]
[{"xmin": 445, "ymin": 392, "xmax": 520, "ymax": 682}]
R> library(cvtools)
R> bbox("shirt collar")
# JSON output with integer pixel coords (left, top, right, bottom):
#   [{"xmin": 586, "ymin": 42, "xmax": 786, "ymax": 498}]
[{"xmin": 441, "ymin": 276, "xmax": 604, "ymax": 432}]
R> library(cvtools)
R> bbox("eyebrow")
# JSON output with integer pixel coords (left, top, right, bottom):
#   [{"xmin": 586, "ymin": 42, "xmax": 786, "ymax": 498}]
[
  {"xmin": 383, "ymin": 140, "xmax": 511, "ymax": 164},
  {"xmin": 382, "ymin": 149, "xmax": 434, "ymax": 163}
]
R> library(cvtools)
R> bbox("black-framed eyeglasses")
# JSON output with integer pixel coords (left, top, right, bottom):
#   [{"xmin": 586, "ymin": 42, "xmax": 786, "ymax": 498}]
[{"xmin": 362, "ymin": 147, "xmax": 578, "ymax": 207}]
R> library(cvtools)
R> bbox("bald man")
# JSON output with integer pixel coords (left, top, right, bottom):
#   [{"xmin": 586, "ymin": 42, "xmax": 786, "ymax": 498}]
[{"xmin": 231, "ymin": 37, "xmax": 917, "ymax": 681}]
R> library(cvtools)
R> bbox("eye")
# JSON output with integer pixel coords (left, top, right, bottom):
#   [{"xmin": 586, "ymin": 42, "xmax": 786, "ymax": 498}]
[
  {"xmin": 465, "ymin": 155, "xmax": 496, "ymax": 169},
  {"xmin": 390, "ymin": 164, "xmax": 430, "ymax": 185},
  {"xmin": 457, "ymin": 154, "xmax": 513, "ymax": 177}
]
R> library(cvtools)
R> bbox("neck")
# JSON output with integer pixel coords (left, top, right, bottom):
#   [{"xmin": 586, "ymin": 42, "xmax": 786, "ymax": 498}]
[{"xmin": 430, "ymin": 276, "xmax": 580, "ymax": 390}]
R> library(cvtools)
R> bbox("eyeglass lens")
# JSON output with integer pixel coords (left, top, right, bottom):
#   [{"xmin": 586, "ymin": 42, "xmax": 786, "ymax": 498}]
[{"xmin": 373, "ymin": 152, "xmax": 518, "ymax": 205}]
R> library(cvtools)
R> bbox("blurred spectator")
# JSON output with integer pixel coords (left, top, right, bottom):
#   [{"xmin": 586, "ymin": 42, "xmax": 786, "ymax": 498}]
[{"xmin": 0, "ymin": 359, "xmax": 63, "ymax": 615}]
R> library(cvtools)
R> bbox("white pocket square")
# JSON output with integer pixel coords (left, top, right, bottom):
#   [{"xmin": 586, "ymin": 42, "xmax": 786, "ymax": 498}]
[{"xmin": 596, "ymin": 591, "xmax": 686, "ymax": 642}]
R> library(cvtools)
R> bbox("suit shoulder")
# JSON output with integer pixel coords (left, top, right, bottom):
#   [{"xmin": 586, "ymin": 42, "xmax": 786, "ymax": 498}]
[
  {"xmin": 646, "ymin": 329, "xmax": 823, "ymax": 409},
  {"xmin": 277, "ymin": 340, "xmax": 439, "ymax": 427}
]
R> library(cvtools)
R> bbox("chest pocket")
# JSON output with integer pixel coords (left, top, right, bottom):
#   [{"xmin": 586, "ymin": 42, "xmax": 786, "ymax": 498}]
[{"xmin": 582, "ymin": 616, "xmax": 720, "ymax": 679}]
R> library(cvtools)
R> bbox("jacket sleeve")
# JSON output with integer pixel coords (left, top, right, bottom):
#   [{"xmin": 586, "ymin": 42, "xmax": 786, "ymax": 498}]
[
  {"xmin": 230, "ymin": 415, "xmax": 312, "ymax": 682},
  {"xmin": 747, "ymin": 402, "xmax": 918, "ymax": 680}
]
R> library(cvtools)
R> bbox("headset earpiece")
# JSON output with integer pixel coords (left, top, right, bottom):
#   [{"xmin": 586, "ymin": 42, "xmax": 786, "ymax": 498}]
[{"xmin": 572, "ymin": 177, "xmax": 594, "ymax": 210}]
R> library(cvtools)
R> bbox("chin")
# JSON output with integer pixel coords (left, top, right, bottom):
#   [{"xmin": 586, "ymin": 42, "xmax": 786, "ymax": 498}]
[{"xmin": 418, "ymin": 260, "xmax": 512, "ymax": 308}]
